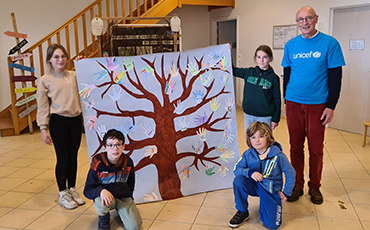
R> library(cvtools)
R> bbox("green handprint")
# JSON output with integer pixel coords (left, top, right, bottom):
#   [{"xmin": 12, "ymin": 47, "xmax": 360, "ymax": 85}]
[
  {"xmin": 187, "ymin": 62, "xmax": 200, "ymax": 76},
  {"xmin": 220, "ymin": 149, "xmax": 235, "ymax": 163},
  {"xmin": 122, "ymin": 58, "xmax": 134, "ymax": 71}
]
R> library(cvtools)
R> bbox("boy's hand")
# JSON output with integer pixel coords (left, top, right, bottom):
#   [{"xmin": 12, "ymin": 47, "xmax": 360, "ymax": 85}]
[
  {"xmin": 278, "ymin": 191, "xmax": 287, "ymax": 204},
  {"xmin": 251, "ymin": 172, "xmax": 263, "ymax": 182},
  {"xmin": 100, "ymin": 189, "xmax": 114, "ymax": 206}
]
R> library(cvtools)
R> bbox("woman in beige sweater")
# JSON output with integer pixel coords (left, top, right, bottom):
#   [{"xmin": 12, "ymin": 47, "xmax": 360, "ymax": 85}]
[{"xmin": 36, "ymin": 44, "xmax": 85, "ymax": 209}]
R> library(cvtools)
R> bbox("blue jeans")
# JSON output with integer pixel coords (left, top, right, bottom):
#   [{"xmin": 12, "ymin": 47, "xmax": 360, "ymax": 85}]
[
  {"xmin": 94, "ymin": 196, "xmax": 142, "ymax": 230},
  {"xmin": 244, "ymin": 113, "xmax": 272, "ymax": 139}
]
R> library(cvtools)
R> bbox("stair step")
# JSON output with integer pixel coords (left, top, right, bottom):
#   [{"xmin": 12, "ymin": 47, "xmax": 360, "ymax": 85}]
[{"xmin": 0, "ymin": 117, "xmax": 13, "ymax": 130}]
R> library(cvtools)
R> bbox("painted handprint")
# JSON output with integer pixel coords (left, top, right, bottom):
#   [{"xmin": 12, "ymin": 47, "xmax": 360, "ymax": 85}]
[
  {"xmin": 179, "ymin": 166, "xmax": 190, "ymax": 180},
  {"xmin": 144, "ymin": 145, "xmax": 157, "ymax": 159},
  {"xmin": 208, "ymin": 48, "xmax": 223, "ymax": 64},
  {"xmin": 192, "ymin": 141, "xmax": 204, "ymax": 154},
  {"xmin": 205, "ymin": 164, "xmax": 216, "ymax": 176},
  {"xmin": 194, "ymin": 112, "xmax": 208, "ymax": 126},
  {"xmin": 141, "ymin": 65, "xmax": 154, "ymax": 78},
  {"xmin": 215, "ymin": 143, "xmax": 228, "ymax": 153},
  {"xmin": 217, "ymin": 164, "xmax": 229, "ymax": 177},
  {"xmin": 142, "ymin": 123, "xmax": 154, "ymax": 138},
  {"xmin": 114, "ymin": 69, "xmax": 126, "ymax": 84},
  {"xmin": 176, "ymin": 117, "xmax": 189, "ymax": 131},
  {"xmin": 168, "ymin": 63, "xmax": 178, "ymax": 77},
  {"xmin": 186, "ymin": 62, "xmax": 200, "ymax": 76},
  {"xmin": 225, "ymin": 97, "xmax": 234, "ymax": 113},
  {"xmin": 221, "ymin": 74, "xmax": 231, "ymax": 86},
  {"xmin": 93, "ymin": 69, "xmax": 108, "ymax": 82},
  {"xmin": 108, "ymin": 87, "xmax": 124, "ymax": 101},
  {"xmin": 165, "ymin": 79, "xmax": 176, "ymax": 95},
  {"xmin": 224, "ymin": 119, "xmax": 235, "ymax": 133},
  {"xmin": 219, "ymin": 56, "xmax": 231, "ymax": 70},
  {"xmin": 84, "ymin": 115, "xmax": 97, "ymax": 130},
  {"xmin": 196, "ymin": 127, "xmax": 208, "ymax": 142},
  {"xmin": 96, "ymin": 124, "xmax": 107, "ymax": 139},
  {"xmin": 143, "ymin": 192, "xmax": 158, "ymax": 202},
  {"xmin": 210, "ymin": 97, "xmax": 220, "ymax": 112},
  {"xmin": 124, "ymin": 119, "xmax": 137, "ymax": 133},
  {"xmin": 223, "ymin": 130, "xmax": 235, "ymax": 143},
  {"xmin": 79, "ymin": 83, "xmax": 96, "ymax": 99},
  {"xmin": 220, "ymin": 149, "xmax": 235, "ymax": 163},
  {"xmin": 192, "ymin": 89, "xmax": 204, "ymax": 104},
  {"xmin": 107, "ymin": 57, "xmax": 119, "ymax": 71},
  {"xmin": 122, "ymin": 58, "xmax": 134, "ymax": 71},
  {"xmin": 81, "ymin": 99, "xmax": 94, "ymax": 110},
  {"xmin": 112, "ymin": 124, "xmax": 128, "ymax": 137},
  {"xmin": 174, "ymin": 100, "xmax": 184, "ymax": 114},
  {"xmin": 200, "ymin": 70, "xmax": 214, "ymax": 87}
]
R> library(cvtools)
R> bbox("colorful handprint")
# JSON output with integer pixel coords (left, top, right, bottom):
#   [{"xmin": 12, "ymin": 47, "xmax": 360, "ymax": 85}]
[
  {"xmin": 225, "ymin": 97, "xmax": 234, "ymax": 113},
  {"xmin": 79, "ymin": 83, "xmax": 96, "ymax": 99},
  {"xmin": 114, "ymin": 69, "xmax": 126, "ymax": 84},
  {"xmin": 200, "ymin": 70, "xmax": 214, "ymax": 87},
  {"xmin": 108, "ymin": 87, "xmax": 124, "ymax": 101},
  {"xmin": 192, "ymin": 141, "xmax": 204, "ymax": 154},
  {"xmin": 143, "ymin": 192, "xmax": 158, "ymax": 202},
  {"xmin": 107, "ymin": 57, "xmax": 119, "ymax": 71},
  {"xmin": 217, "ymin": 164, "xmax": 229, "ymax": 177},
  {"xmin": 221, "ymin": 74, "xmax": 231, "ymax": 86},
  {"xmin": 179, "ymin": 166, "xmax": 190, "ymax": 180},
  {"xmin": 142, "ymin": 123, "xmax": 154, "ymax": 138},
  {"xmin": 192, "ymin": 89, "xmax": 204, "ymax": 104},
  {"xmin": 93, "ymin": 69, "xmax": 108, "ymax": 82},
  {"xmin": 176, "ymin": 117, "xmax": 189, "ymax": 131},
  {"xmin": 122, "ymin": 58, "xmax": 134, "ymax": 71},
  {"xmin": 174, "ymin": 100, "xmax": 184, "ymax": 114},
  {"xmin": 186, "ymin": 62, "xmax": 200, "ymax": 76},
  {"xmin": 210, "ymin": 97, "xmax": 220, "ymax": 112},
  {"xmin": 84, "ymin": 115, "xmax": 97, "ymax": 130},
  {"xmin": 168, "ymin": 63, "xmax": 178, "ymax": 77},
  {"xmin": 205, "ymin": 164, "xmax": 216, "ymax": 176},
  {"xmin": 219, "ymin": 56, "xmax": 231, "ymax": 70},
  {"xmin": 124, "ymin": 119, "xmax": 137, "ymax": 133},
  {"xmin": 97, "ymin": 124, "xmax": 107, "ymax": 139},
  {"xmin": 144, "ymin": 145, "xmax": 157, "ymax": 158},
  {"xmin": 141, "ymin": 65, "xmax": 154, "ymax": 78},
  {"xmin": 208, "ymin": 48, "xmax": 223, "ymax": 64},
  {"xmin": 223, "ymin": 130, "xmax": 235, "ymax": 143},
  {"xmin": 194, "ymin": 112, "xmax": 208, "ymax": 126},
  {"xmin": 165, "ymin": 79, "xmax": 176, "ymax": 95},
  {"xmin": 215, "ymin": 143, "xmax": 228, "ymax": 153},
  {"xmin": 196, "ymin": 127, "xmax": 208, "ymax": 142},
  {"xmin": 81, "ymin": 99, "xmax": 94, "ymax": 110},
  {"xmin": 220, "ymin": 149, "xmax": 235, "ymax": 163}
]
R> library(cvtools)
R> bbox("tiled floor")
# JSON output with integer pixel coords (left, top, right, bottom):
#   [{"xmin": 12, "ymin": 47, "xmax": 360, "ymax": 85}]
[{"xmin": 0, "ymin": 107, "xmax": 370, "ymax": 230}]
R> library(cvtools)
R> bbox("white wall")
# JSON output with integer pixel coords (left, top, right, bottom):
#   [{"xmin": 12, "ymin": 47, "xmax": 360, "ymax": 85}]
[
  {"xmin": 210, "ymin": 0, "xmax": 370, "ymax": 75},
  {"xmin": 0, "ymin": 0, "xmax": 94, "ymax": 111}
]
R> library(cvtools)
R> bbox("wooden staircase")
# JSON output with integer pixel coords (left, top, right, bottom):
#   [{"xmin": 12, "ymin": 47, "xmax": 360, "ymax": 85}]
[{"xmin": 1, "ymin": 0, "xmax": 234, "ymax": 137}]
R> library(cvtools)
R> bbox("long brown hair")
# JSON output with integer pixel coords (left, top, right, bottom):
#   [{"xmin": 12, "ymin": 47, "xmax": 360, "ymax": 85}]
[{"xmin": 254, "ymin": 45, "xmax": 274, "ymax": 70}]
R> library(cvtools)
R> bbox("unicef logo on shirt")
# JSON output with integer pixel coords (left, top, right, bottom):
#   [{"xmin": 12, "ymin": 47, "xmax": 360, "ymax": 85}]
[{"xmin": 312, "ymin": 51, "xmax": 321, "ymax": 58}]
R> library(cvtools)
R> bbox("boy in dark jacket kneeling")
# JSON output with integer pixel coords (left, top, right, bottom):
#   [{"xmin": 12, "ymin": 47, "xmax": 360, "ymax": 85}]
[{"xmin": 84, "ymin": 129, "xmax": 142, "ymax": 230}]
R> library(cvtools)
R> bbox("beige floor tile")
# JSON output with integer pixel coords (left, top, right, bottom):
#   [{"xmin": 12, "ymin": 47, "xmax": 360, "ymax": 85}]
[
  {"xmin": 24, "ymin": 211, "xmax": 80, "ymax": 230},
  {"xmin": 315, "ymin": 200, "xmax": 358, "ymax": 220},
  {"xmin": 347, "ymin": 189, "xmax": 370, "ymax": 205},
  {"xmin": 50, "ymin": 200, "xmax": 92, "ymax": 214},
  {"xmin": 7, "ymin": 168, "xmax": 47, "ymax": 179},
  {"xmin": 362, "ymin": 161, "xmax": 370, "ymax": 170},
  {"xmin": 363, "ymin": 221, "xmax": 370, "ymax": 230},
  {"xmin": 283, "ymin": 196, "xmax": 315, "ymax": 216},
  {"xmin": 353, "ymin": 203, "xmax": 370, "ymax": 221},
  {"xmin": 0, "ymin": 209, "xmax": 45, "ymax": 229},
  {"xmin": 23, "ymin": 150, "xmax": 53, "ymax": 160},
  {"xmin": 12, "ymin": 179, "xmax": 55, "ymax": 193},
  {"xmin": 342, "ymin": 178, "xmax": 370, "ymax": 191},
  {"xmin": 64, "ymin": 213, "xmax": 98, "ymax": 230},
  {"xmin": 321, "ymin": 175, "xmax": 344, "ymax": 189},
  {"xmin": 322, "ymin": 166, "xmax": 339, "ymax": 178},
  {"xmin": 202, "ymin": 189, "xmax": 235, "ymax": 209},
  {"xmin": 0, "ymin": 157, "xmax": 16, "ymax": 166},
  {"xmin": 148, "ymin": 220, "xmax": 192, "ymax": 230},
  {"xmin": 317, "ymin": 217, "xmax": 364, "ymax": 230},
  {"xmin": 1, "ymin": 149, "xmax": 33, "ymax": 158},
  {"xmin": 167, "ymin": 192, "xmax": 206, "ymax": 206},
  {"xmin": 328, "ymin": 151, "xmax": 357, "ymax": 160},
  {"xmin": 0, "ymin": 207, "xmax": 12, "ymax": 218},
  {"xmin": 320, "ymin": 187, "xmax": 351, "ymax": 203},
  {"xmin": 0, "ymin": 166, "xmax": 21, "ymax": 178},
  {"xmin": 109, "ymin": 214, "xmax": 151, "ymax": 230},
  {"xmin": 27, "ymin": 159, "xmax": 56, "ymax": 169},
  {"xmin": 137, "ymin": 200, "xmax": 167, "ymax": 219},
  {"xmin": 0, "ymin": 191, "xmax": 35, "ymax": 208},
  {"xmin": 0, "ymin": 177, "xmax": 28, "ymax": 191},
  {"xmin": 18, "ymin": 193, "xmax": 58, "ymax": 210},
  {"xmin": 3, "ymin": 158, "xmax": 38, "ymax": 168},
  {"xmin": 279, "ymin": 213, "xmax": 319, "ymax": 230},
  {"xmin": 33, "ymin": 169, "xmax": 55, "ymax": 181},
  {"xmin": 332, "ymin": 159, "xmax": 365, "ymax": 170},
  {"xmin": 156, "ymin": 203, "xmax": 199, "ymax": 223},
  {"xmin": 336, "ymin": 168, "xmax": 370, "ymax": 179},
  {"xmin": 355, "ymin": 153, "xmax": 370, "ymax": 161},
  {"xmin": 194, "ymin": 206, "xmax": 237, "ymax": 227}
]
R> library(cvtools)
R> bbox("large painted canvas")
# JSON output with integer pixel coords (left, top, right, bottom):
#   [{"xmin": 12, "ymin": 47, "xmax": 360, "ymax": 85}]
[{"xmin": 75, "ymin": 44, "xmax": 239, "ymax": 203}]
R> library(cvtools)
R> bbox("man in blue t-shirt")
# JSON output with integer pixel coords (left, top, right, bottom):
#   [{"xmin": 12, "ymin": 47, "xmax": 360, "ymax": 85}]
[{"xmin": 281, "ymin": 6, "xmax": 345, "ymax": 205}]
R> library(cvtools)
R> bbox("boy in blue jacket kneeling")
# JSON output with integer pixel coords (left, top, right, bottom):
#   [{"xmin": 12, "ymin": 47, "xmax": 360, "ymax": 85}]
[
  {"xmin": 84, "ymin": 129, "xmax": 142, "ymax": 230},
  {"xmin": 229, "ymin": 122, "xmax": 295, "ymax": 229}
]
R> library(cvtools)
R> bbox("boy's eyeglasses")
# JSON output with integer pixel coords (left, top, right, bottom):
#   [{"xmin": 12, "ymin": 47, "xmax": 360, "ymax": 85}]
[
  {"xmin": 106, "ymin": 144, "xmax": 123, "ymax": 149},
  {"xmin": 295, "ymin": 15, "xmax": 316, "ymax": 24}
]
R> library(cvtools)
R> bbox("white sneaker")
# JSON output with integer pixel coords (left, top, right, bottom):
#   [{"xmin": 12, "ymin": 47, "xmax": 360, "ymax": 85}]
[
  {"xmin": 69, "ymin": 187, "xmax": 85, "ymax": 205},
  {"xmin": 59, "ymin": 189, "xmax": 78, "ymax": 209}
]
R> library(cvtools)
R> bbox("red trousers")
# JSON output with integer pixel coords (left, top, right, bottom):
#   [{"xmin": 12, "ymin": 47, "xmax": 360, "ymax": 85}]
[{"xmin": 286, "ymin": 100, "xmax": 326, "ymax": 189}]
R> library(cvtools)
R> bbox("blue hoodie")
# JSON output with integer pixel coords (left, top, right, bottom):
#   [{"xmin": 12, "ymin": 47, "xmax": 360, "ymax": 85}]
[{"xmin": 234, "ymin": 142, "xmax": 295, "ymax": 196}]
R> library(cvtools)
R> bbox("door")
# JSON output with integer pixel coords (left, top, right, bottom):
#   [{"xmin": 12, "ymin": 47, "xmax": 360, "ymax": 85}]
[{"xmin": 330, "ymin": 6, "xmax": 370, "ymax": 134}]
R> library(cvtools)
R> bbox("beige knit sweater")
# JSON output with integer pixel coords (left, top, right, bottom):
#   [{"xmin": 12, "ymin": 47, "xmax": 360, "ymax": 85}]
[{"xmin": 36, "ymin": 71, "xmax": 82, "ymax": 130}]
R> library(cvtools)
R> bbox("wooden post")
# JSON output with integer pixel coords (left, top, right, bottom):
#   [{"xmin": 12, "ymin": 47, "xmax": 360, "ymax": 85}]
[
  {"xmin": 174, "ymin": 32, "xmax": 178, "ymax": 52},
  {"xmin": 11, "ymin": 12, "xmax": 34, "ymax": 134}
]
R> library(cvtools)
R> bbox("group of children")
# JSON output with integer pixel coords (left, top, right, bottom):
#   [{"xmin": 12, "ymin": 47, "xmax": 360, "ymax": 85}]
[{"xmin": 37, "ymin": 43, "xmax": 293, "ymax": 230}]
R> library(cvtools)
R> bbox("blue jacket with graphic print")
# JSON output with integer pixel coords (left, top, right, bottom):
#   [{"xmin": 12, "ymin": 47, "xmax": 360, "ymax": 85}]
[
  {"xmin": 234, "ymin": 142, "xmax": 295, "ymax": 196},
  {"xmin": 84, "ymin": 152, "xmax": 135, "ymax": 200}
]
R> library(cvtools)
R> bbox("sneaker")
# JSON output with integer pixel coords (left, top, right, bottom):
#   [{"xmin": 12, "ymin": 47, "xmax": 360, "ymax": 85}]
[
  {"xmin": 69, "ymin": 187, "xmax": 85, "ymax": 205},
  {"xmin": 309, "ymin": 187, "xmax": 323, "ymax": 204},
  {"xmin": 287, "ymin": 185, "xmax": 303, "ymax": 202},
  {"xmin": 229, "ymin": 210, "xmax": 249, "ymax": 228},
  {"xmin": 98, "ymin": 212, "xmax": 110, "ymax": 230},
  {"xmin": 59, "ymin": 189, "xmax": 78, "ymax": 209}
]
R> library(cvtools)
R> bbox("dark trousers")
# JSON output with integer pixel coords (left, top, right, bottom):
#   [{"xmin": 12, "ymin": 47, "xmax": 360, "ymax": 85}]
[
  {"xmin": 50, "ymin": 114, "xmax": 82, "ymax": 191},
  {"xmin": 233, "ymin": 175, "xmax": 282, "ymax": 229},
  {"xmin": 286, "ymin": 100, "xmax": 326, "ymax": 189}
]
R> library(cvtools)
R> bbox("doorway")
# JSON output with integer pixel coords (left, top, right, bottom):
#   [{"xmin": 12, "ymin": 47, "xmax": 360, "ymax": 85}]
[{"xmin": 330, "ymin": 5, "xmax": 370, "ymax": 135}]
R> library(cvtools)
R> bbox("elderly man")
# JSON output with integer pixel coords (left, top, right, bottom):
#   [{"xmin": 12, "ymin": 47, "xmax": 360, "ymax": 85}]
[{"xmin": 281, "ymin": 6, "xmax": 345, "ymax": 204}]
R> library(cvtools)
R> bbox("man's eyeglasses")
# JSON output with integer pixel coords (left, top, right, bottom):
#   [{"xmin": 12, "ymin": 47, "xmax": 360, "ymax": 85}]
[
  {"xmin": 295, "ymin": 15, "xmax": 316, "ymax": 24},
  {"xmin": 106, "ymin": 143, "xmax": 123, "ymax": 149}
]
